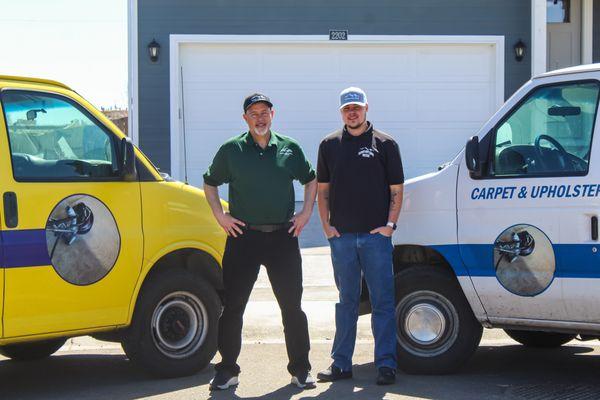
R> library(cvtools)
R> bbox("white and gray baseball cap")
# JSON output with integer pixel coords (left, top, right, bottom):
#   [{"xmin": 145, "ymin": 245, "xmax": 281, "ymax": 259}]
[{"xmin": 339, "ymin": 87, "xmax": 367, "ymax": 109}]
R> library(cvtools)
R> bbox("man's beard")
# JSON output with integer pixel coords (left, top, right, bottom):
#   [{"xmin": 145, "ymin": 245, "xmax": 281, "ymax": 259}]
[
  {"xmin": 254, "ymin": 126, "xmax": 269, "ymax": 136},
  {"xmin": 347, "ymin": 118, "xmax": 366, "ymax": 129}
]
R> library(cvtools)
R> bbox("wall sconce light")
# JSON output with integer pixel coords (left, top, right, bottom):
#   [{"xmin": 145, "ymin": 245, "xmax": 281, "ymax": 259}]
[
  {"xmin": 148, "ymin": 39, "xmax": 160, "ymax": 63},
  {"xmin": 514, "ymin": 39, "xmax": 526, "ymax": 62}
]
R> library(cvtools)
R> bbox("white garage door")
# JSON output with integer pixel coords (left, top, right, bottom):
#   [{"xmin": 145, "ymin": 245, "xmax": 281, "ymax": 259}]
[{"xmin": 175, "ymin": 38, "xmax": 501, "ymax": 199}]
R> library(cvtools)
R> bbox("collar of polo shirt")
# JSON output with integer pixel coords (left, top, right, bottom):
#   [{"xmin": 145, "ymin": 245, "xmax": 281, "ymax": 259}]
[
  {"xmin": 245, "ymin": 130, "xmax": 279, "ymax": 148},
  {"xmin": 342, "ymin": 121, "xmax": 373, "ymax": 140}
]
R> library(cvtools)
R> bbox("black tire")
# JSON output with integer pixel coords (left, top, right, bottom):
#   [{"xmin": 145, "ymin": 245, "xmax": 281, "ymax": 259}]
[
  {"xmin": 395, "ymin": 265, "xmax": 482, "ymax": 374},
  {"xmin": 121, "ymin": 269, "xmax": 221, "ymax": 378},
  {"xmin": 0, "ymin": 338, "xmax": 66, "ymax": 361},
  {"xmin": 504, "ymin": 329, "xmax": 576, "ymax": 348}
]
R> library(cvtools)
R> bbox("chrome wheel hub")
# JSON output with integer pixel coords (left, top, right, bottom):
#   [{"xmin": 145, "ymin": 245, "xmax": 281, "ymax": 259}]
[
  {"xmin": 151, "ymin": 291, "xmax": 208, "ymax": 359},
  {"xmin": 396, "ymin": 290, "xmax": 459, "ymax": 357},
  {"xmin": 405, "ymin": 303, "xmax": 446, "ymax": 344}
]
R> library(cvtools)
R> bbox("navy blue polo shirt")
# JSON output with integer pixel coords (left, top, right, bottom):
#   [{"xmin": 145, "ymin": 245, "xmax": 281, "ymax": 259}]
[{"xmin": 316, "ymin": 122, "xmax": 404, "ymax": 233}]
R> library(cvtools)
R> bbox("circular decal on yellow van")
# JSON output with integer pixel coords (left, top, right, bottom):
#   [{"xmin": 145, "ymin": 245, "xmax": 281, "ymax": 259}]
[
  {"xmin": 493, "ymin": 224, "xmax": 555, "ymax": 296},
  {"xmin": 45, "ymin": 194, "xmax": 120, "ymax": 285}
]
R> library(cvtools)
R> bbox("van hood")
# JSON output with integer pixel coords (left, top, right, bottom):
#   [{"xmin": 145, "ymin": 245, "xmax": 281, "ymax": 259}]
[{"xmin": 402, "ymin": 163, "xmax": 459, "ymax": 214}]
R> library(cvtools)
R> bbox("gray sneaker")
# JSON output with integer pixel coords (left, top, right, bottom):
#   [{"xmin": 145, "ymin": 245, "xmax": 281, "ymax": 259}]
[
  {"xmin": 291, "ymin": 371, "xmax": 316, "ymax": 388},
  {"xmin": 210, "ymin": 370, "xmax": 239, "ymax": 390}
]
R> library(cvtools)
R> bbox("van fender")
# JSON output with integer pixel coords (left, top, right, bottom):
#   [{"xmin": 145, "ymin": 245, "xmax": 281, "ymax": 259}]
[
  {"xmin": 126, "ymin": 241, "xmax": 223, "ymax": 324},
  {"xmin": 393, "ymin": 244, "xmax": 489, "ymax": 325}
]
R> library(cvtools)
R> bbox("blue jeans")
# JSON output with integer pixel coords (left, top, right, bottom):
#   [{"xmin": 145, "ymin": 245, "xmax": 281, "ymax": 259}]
[{"xmin": 328, "ymin": 232, "xmax": 397, "ymax": 371}]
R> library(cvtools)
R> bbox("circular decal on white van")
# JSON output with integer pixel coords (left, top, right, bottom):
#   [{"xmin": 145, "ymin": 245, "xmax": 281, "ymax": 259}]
[
  {"xmin": 45, "ymin": 194, "xmax": 121, "ymax": 285},
  {"xmin": 493, "ymin": 224, "xmax": 555, "ymax": 296}
]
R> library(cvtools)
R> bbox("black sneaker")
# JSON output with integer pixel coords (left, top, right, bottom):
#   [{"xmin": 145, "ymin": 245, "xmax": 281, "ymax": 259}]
[
  {"xmin": 209, "ymin": 370, "xmax": 239, "ymax": 391},
  {"xmin": 316, "ymin": 364, "xmax": 352, "ymax": 382},
  {"xmin": 291, "ymin": 371, "xmax": 316, "ymax": 388},
  {"xmin": 376, "ymin": 367, "xmax": 396, "ymax": 385}
]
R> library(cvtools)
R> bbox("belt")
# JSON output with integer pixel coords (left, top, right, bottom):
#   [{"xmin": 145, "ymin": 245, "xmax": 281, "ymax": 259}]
[{"xmin": 245, "ymin": 222, "xmax": 292, "ymax": 233}]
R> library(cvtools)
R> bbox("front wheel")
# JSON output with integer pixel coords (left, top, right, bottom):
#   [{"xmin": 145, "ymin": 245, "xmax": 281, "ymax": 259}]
[
  {"xmin": 122, "ymin": 269, "xmax": 221, "ymax": 378},
  {"xmin": 0, "ymin": 338, "xmax": 67, "ymax": 361},
  {"xmin": 395, "ymin": 266, "xmax": 482, "ymax": 374},
  {"xmin": 504, "ymin": 329, "xmax": 576, "ymax": 348}
]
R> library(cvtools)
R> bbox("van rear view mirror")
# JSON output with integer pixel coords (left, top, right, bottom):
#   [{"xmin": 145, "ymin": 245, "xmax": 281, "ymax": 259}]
[
  {"xmin": 548, "ymin": 106, "xmax": 581, "ymax": 116},
  {"xmin": 465, "ymin": 136, "xmax": 482, "ymax": 177},
  {"xmin": 26, "ymin": 108, "xmax": 46, "ymax": 121}
]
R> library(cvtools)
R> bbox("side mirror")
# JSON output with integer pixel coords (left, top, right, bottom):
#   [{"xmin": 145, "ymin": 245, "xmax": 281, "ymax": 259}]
[
  {"xmin": 465, "ymin": 136, "xmax": 482, "ymax": 177},
  {"xmin": 120, "ymin": 137, "xmax": 137, "ymax": 181}
]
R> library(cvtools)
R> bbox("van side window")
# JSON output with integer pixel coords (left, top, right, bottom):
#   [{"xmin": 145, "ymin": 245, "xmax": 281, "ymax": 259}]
[
  {"xmin": 1, "ymin": 90, "xmax": 119, "ymax": 181},
  {"xmin": 491, "ymin": 81, "xmax": 600, "ymax": 177}
]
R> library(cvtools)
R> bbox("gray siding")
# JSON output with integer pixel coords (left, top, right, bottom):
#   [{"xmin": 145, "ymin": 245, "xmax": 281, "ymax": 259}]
[
  {"xmin": 594, "ymin": 0, "xmax": 600, "ymax": 63},
  {"xmin": 138, "ymin": 0, "xmax": 531, "ymax": 172}
]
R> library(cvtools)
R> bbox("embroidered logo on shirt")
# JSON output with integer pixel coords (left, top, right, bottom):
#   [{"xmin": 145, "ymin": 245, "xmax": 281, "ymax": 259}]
[
  {"xmin": 357, "ymin": 147, "xmax": 377, "ymax": 158},
  {"xmin": 279, "ymin": 148, "xmax": 293, "ymax": 156}
]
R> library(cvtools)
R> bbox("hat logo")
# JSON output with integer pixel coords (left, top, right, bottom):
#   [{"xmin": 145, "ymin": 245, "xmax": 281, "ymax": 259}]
[{"xmin": 343, "ymin": 93, "xmax": 363, "ymax": 102}]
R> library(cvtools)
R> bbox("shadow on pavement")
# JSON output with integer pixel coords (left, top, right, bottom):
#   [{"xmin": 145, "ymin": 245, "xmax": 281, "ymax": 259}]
[
  {"xmin": 0, "ymin": 354, "xmax": 212, "ymax": 400},
  {"xmin": 3, "ymin": 344, "xmax": 600, "ymax": 399},
  {"xmin": 210, "ymin": 344, "xmax": 600, "ymax": 400}
]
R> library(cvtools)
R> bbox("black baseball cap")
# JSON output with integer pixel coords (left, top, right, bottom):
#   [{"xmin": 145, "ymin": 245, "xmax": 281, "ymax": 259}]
[{"xmin": 243, "ymin": 93, "xmax": 273, "ymax": 112}]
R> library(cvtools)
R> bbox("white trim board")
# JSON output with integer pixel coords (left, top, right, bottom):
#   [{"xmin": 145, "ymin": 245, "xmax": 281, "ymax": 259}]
[
  {"xmin": 582, "ymin": 0, "xmax": 594, "ymax": 65},
  {"xmin": 168, "ymin": 34, "xmax": 505, "ymax": 180},
  {"xmin": 127, "ymin": 0, "xmax": 139, "ymax": 145},
  {"xmin": 531, "ymin": 0, "xmax": 547, "ymax": 76}
]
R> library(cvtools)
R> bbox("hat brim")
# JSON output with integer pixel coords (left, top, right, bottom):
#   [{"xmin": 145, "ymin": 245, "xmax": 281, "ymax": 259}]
[
  {"xmin": 244, "ymin": 100, "xmax": 273, "ymax": 112},
  {"xmin": 339, "ymin": 101, "xmax": 367, "ymax": 110}
]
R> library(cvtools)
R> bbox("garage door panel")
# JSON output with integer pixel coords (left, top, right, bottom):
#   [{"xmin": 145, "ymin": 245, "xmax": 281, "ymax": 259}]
[
  {"xmin": 416, "ymin": 46, "xmax": 494, "ymax": 81},
  {"xmin": 181, "ymin": 45, "xmax": 262, "ymax": 79},
  {"xmin": 339, "ymin": 50, "xmax": 416, "ymax": 80},
  {"xmin": 178, "ymin": 40, "xmax": 498, "ymax": 200},
  {"xmin": 262, "ymin": 47, "xmax": 342, "ymax": 79},
  {"xmin": 416, "ymin": 88, "xmax": 493, "ymax": 121}
]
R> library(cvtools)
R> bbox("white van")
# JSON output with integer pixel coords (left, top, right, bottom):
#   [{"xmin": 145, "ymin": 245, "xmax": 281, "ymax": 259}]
[{"xmin": 388, "ymin": 64, "xmax": 600, "ymax": 373}]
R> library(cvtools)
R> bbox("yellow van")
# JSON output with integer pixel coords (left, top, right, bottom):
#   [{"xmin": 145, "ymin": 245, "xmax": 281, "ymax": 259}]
[{"xmin": 0, "ymin": 75, "xmax": 226, "ymax": 377}]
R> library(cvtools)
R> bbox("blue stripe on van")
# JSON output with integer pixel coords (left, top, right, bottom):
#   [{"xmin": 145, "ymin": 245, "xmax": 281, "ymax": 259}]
[
  {"xmin": 432, "ymin": 243, "xmax": 600, "ymax": 279},
  {"xmin": 1, "ymin": 229, "xmax": 51, "ymax": 268},
  {"xmin": 1, "ymin": 229, "xmax": 600, "ymax": 278}
]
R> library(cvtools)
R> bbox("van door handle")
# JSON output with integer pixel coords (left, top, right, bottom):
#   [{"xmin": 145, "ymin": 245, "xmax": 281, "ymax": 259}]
[
  {"xmin": 3, "ymin": 192, "xmax": 18, "ymax": 228},
  {"xmin": 591, "ymin": 216, "xmax": 598, "ymax": 241}
]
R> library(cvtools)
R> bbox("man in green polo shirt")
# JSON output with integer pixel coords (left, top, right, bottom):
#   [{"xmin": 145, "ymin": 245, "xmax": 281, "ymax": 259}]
[{"xmin": 203, "ymin": 93, "xmax": 317, "ymax": 390}]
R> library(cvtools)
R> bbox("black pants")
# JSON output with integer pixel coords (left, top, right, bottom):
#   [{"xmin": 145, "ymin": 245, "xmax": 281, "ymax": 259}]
[{"xmin": 215, "ymin": 228, "xmax": 311, "ymax": 376}]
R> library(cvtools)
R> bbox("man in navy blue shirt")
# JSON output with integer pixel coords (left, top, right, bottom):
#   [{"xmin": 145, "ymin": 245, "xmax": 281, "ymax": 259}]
[{"xmin": 316, "ymin": 87, "xmax": 404, "ymax": 385}]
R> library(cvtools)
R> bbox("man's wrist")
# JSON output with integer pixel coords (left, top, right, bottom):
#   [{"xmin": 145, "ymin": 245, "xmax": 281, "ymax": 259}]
[
  {"xmin": 299, "ymin": 207, "xmax": 313, "ymax": 216},
  {"xmin": 386, "ymin": 221, "xmax": 397, "ymax": 230}
]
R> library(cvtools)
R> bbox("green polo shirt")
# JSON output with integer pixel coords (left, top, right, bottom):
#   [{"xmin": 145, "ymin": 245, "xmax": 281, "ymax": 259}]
[{"xmin": 203, "ymin": 131, "xmax": 315, "ymax": 224}]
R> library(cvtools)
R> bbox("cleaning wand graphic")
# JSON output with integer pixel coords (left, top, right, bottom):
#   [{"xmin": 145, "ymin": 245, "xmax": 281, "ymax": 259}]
[{"xmin": 47, "ymin": 202, "xmax": 94, "ymax": 259}]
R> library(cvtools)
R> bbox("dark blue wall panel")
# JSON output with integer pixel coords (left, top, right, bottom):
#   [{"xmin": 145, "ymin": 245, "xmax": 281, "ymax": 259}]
[{"xmin": 594, "ymin": 0, "xmax": 600, "ymax": 63}]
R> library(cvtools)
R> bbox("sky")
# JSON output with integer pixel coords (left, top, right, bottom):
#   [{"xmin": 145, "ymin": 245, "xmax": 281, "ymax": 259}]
[{"xmin": 0, "ymin": 0, "xmax": 128, "ymax": 110}]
